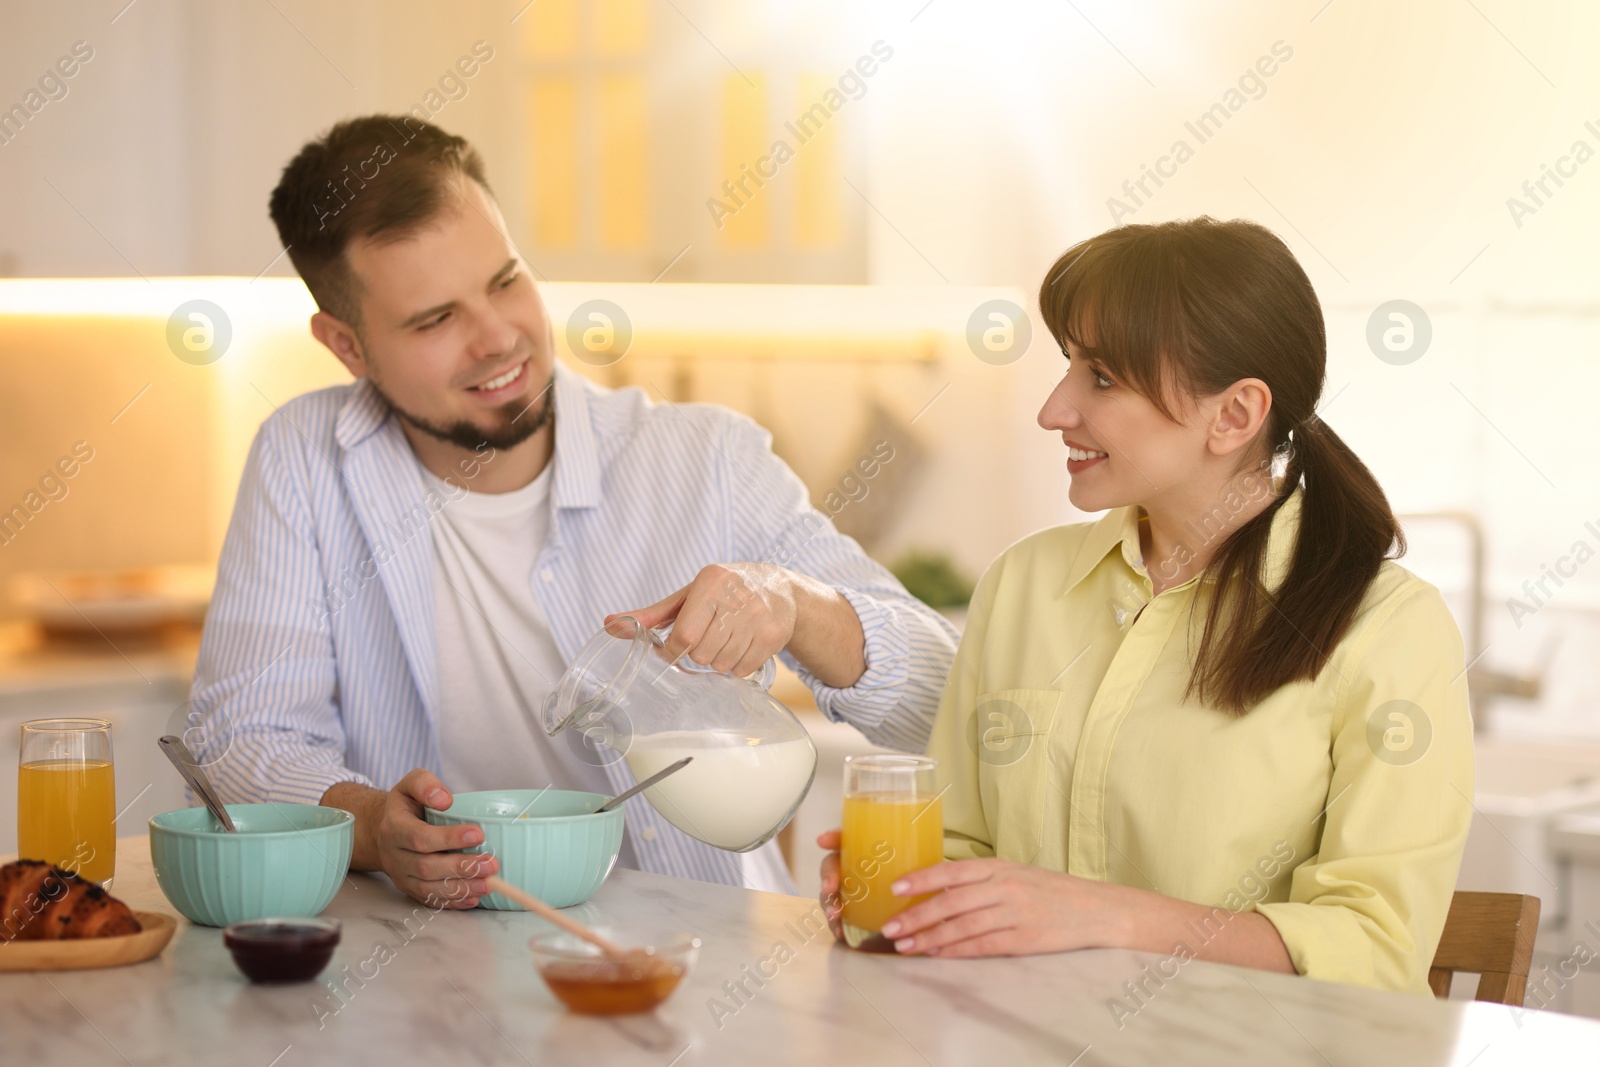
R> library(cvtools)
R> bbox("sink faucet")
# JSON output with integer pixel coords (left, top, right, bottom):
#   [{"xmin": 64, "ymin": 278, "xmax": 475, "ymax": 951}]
[{"xmin": 1398, "ymin": 511, "xmax": 1553, "ymax": 733}]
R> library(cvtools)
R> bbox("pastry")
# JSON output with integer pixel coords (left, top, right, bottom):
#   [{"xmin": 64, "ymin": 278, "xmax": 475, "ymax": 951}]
[{"xmin": 0, "ymin": 859, "xmax": 141, "ymax": 941}]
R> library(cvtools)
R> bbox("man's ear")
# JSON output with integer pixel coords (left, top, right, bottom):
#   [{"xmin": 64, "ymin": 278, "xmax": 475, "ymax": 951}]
[
  {"xmin": 1207, "ymin": 378, "xmax": 1272, "ymax": 458},
  {"xmin": 310, "ymin": 311, "xmax": 368, "ymax": 379}
]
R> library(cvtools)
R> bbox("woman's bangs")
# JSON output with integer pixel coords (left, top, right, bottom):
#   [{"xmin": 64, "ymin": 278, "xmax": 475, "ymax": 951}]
[{"xmin": 1038, "ymin": 236, "xmax": 1189, "ymax": 415}]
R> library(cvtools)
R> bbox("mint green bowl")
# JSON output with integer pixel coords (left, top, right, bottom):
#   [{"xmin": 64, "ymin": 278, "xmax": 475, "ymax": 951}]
[
  {"xmin": 148, "ymin": 803, "xmax": 354, "ymax": 927},
  {"xmin": 424, "ymin": 790, "xmax": 623, "ymax": 910}
]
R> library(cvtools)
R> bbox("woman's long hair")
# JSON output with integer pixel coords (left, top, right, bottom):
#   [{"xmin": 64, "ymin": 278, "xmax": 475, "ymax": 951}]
[{"xmin": 1038, "ymin": 217, "xmax": 1404, "ymax": 713}]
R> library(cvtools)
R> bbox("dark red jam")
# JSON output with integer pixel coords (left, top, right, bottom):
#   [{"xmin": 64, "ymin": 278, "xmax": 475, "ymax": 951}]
[{"xmin": 224, "ymin": 919, "xmax": 341, "ymax": 983}]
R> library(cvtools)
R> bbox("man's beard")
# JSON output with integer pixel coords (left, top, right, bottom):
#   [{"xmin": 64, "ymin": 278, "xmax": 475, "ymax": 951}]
[{"xmin": 374, "ymin": 377, "xmax": 554, "ymax": 452}]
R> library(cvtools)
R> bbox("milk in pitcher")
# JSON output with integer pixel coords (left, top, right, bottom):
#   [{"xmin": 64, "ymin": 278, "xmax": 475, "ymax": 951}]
[{"xmin": 623, "ymin": 730, "xmax": 815, "ymax": 851}]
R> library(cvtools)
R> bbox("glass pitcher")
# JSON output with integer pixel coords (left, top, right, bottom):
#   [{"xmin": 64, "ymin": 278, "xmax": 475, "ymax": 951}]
[{"xmin": 540, "ymin": 616, "xmax": 817, "ymax": 853}]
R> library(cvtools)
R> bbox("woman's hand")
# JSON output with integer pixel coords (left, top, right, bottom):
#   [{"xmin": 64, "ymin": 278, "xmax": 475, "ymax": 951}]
[
  {"xmin": 878, "ymin": 858, "xmax": 1132, "ymax": 958},
  {"xmin": 820, "ymin": 820, "xmax": 1294, "ymax": 968},
  {"xmin": 816, "ymin": 828, "xmax": 846, "ymax": 942}
]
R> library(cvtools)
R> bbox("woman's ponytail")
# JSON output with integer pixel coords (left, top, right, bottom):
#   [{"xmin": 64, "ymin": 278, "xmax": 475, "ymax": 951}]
[{"xmin": 1190, "ymin": 414, "xmax": 1403, "ymax": 713}]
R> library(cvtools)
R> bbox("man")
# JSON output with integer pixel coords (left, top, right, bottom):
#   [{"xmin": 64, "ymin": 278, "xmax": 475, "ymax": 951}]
[{"xmin": 188, "ymin": 115, "xmax": 957, "ymax": 906}]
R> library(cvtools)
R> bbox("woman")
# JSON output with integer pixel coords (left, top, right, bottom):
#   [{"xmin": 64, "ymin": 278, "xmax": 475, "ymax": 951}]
[{"xmin": 819, "ymin": 217, "xmax": 1472, "ymax": 994}]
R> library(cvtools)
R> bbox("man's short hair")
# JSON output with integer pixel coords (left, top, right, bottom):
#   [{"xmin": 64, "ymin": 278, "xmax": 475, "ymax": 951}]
[{"xmin": 268, "ymin": 115, "xmax": 493, "ymax": 328}]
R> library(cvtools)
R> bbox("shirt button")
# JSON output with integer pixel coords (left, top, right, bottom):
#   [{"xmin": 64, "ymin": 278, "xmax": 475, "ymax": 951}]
[
  {"xmin": 639, "ymin": 826, "xmax": 658, "ymax": 842},
  {"xmin": 539, "ymin": 567, "xmax": 554, "ymax": 583}
]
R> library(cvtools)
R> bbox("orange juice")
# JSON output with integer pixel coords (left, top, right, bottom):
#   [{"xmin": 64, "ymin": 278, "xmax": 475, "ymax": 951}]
[
  {"xmin": 840, "ymin": 791, "xmax": 943, "ymax": 952},
  {"xmin": 18, "ymin": 759, "xmax": 116, "ymax": 884}
]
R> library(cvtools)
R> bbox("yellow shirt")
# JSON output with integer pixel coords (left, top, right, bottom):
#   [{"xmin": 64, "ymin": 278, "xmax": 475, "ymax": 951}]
[{"xmin": 925, "ymin": 491, "xmax": 1474, "ymax": 994}]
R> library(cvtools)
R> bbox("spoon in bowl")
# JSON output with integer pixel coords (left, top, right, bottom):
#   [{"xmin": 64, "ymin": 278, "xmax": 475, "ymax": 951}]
[
  {"xmin": 485, "ymin": 876, "xmax": 647, "ymax": 963},
  {"xmin": 488, "ymin": 758, "xmax": 693, "ymax": 963},
  {"xmin": 593, "ymin": 757, "xmax": 692, "ymax": 814},
  {"xmin": 158, "ymin": 735, "xmax": 237, "ymax": 832}
]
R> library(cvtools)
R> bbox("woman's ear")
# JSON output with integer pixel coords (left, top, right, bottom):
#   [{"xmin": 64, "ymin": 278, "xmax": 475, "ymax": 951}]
[
  {"xmin": 311, "ymin": 311, "xmax": 369, "ymax": 379},
  {"xmin": 1207, "ymin": 378, "xmax": 1272, "ymax": 457}
]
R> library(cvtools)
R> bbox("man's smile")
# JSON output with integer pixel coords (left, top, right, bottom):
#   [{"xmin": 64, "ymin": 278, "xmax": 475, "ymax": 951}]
[{"xmin": 464, "ymin": 358, "xmax": 529, "ymax": 398}]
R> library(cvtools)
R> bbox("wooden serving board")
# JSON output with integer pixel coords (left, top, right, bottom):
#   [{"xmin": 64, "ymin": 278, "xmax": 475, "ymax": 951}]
[{"xmin": 0, "ymin": 911, "xmax": 177, "ymax": 972}]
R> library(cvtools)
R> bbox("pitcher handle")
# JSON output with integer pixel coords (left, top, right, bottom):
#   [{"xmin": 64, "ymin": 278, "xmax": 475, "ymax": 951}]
[
  {"xmin": 677, "ymin": 654, "xmax": 777, "ymax": 690},
  {"xmin": 652, "ymin": 623, "xmax": 778, "ymax": 690},
  {"xmin": 747, "ymin": 657, "xmax": 777, "ymax": 691}
]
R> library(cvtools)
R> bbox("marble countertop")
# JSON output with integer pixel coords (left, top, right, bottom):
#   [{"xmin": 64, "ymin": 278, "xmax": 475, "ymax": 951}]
[{"xmin": 3, "ymin": 836, "xmax": 1598, "ymax": 1066}]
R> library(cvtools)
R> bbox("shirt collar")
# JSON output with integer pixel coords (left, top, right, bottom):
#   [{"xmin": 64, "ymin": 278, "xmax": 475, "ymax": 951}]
[
  {"xmin": 549, "ymin": 360, "xmax": 602, "ymax": 510},
  {"xmin": 1060, "ymin": 505, "xmax": 1145, "ymax": 595},
  {"xmin": 1060, "ymin": 488, "xmax": 1304, "ymax": 595},
  {"xmin": 334, "ymin": 377, "xmax": 391, "ymax": 451},
  {"xmin": 333, "ymin": 360, "xmax": 604, "ymax": 510}
]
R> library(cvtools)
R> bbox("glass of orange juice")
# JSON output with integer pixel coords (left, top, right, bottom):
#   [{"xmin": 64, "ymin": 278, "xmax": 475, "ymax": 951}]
[
  {"xmin": 839, "ymin": 754, "xmax": 942, "ymax": 952},
  {"xmin": 18, "ymin": 718, "xmax": 116, "ymax": 885}
]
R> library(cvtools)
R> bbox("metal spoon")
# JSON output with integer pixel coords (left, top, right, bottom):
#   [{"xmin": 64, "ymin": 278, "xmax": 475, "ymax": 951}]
[
  {"xmin": 158, "ymin": 735, "xmax": 237, "ymax": 832},
  {"xmin": 594, "ymin": 756, "xmax": 692, "ymax": 813}
]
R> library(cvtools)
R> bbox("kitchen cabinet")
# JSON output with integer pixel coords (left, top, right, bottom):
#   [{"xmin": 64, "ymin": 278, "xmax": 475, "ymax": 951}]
[{"xmin": 1546, "ymin": 808, "xmax": 1600, "ymax": 1017}]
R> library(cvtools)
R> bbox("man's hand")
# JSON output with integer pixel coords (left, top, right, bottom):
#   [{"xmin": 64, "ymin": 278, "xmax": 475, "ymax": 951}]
[
  {"xmin": 605, "ymin": 562, "xmax": 866, "ymax": 689},
  {"xmin": 323, "ymin": 770, "xmax": 498, "ymax": 909}
]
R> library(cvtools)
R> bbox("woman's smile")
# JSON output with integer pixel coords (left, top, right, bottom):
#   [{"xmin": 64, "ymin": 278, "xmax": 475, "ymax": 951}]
[{"xmin": 1065, "ymin": 439, "xmax": 1108, "ymax": 474}]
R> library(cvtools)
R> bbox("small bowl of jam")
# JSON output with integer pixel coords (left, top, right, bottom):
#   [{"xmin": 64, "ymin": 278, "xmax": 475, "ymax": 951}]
[
  {"xmin": 529, "ymin": 931, "xmax": 699, "ymax": 1015},
  {"xmin": 224, "ymin": 917, "xmax": 341, "ymax": 983}
]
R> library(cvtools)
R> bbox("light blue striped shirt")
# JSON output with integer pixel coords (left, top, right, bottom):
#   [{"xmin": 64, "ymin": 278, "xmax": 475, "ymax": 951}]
[{"xmin": 188, "ymin": 360, "xmax": 959, "ymax": 888}]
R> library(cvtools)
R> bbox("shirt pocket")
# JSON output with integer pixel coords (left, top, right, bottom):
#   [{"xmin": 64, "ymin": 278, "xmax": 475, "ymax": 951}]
[{"xmin": 971, "ymin": 688, "xmax": 1062, "ymax": 864}]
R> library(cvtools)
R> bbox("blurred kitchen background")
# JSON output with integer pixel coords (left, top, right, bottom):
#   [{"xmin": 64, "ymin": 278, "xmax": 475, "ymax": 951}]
[{"xmin": 4, "ymin": 0, "xmax": 1600, "ymax": 1012}]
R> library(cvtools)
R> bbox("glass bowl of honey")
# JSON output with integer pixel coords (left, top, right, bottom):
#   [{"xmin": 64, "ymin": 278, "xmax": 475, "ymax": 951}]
[{"xmin": 529, "ymin": 930, "xmax": 699, "ymax": 1015}]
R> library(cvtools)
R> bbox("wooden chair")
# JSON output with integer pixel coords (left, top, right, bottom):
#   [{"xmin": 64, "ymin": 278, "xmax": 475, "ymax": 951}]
[{"xmin": 1429, "ymin": 891, "xmax": 1541, "ymax": 1005}]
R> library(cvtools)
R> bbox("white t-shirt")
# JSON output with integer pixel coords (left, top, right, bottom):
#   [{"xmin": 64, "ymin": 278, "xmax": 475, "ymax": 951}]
[
  {"xmin": 420, "ymin": 463, "xmax": 623, "ymax": 798},
  {"xmin": 419, "ymin": 458, "xmax": 792, "ymax": 892}
]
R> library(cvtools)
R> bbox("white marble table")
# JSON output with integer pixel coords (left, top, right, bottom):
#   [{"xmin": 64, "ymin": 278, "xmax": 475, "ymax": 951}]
[{"xmin": 4, "ymin": 836, "xmax": 1598, "ymax": 1066}]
